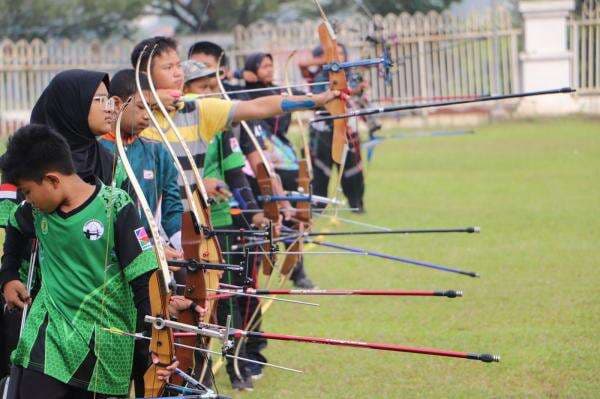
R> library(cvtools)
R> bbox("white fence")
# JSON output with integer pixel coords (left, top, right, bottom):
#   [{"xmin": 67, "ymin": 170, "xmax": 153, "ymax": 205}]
[
  {"xmin": 233, "ymin": 7, "xmax": 521, "ymax": 106},
  {"xmin": 0, "ymin": 39, "xmax": 133, "ymax": 136},
  {"xmin": 4, "ymin": 3, "xmax": 600, "ymax": 136},
  {"xmin": 570, "ymin": 0, "xmax": 600, "ymax": 93}
]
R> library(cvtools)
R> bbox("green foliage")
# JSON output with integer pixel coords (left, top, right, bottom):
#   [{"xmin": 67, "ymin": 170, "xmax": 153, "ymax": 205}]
[
  {"xmin": 0, "ymin": 0, "xmax": 149, "ymax": 40},
  {"xmin": 0, "ymin": 0, "xmax": 462, "ymax": 39},
  {"xmin": 315, "ymin": 0, "xmax": 461, "ymax": 16}
]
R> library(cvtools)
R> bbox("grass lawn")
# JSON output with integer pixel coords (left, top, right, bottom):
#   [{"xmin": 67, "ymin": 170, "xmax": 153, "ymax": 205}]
[{"xmin": 212, "ymin": 117, "xmax": 600, "ymax": 398}]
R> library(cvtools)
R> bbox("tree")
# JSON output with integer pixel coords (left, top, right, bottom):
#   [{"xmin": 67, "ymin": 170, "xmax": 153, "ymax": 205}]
[
  {"xmin": 0, "ymin": 0, "xmax": 462, "ymax": 40},
  {"xmin": 0, "ymin": 0, "xmax": 149, "ymax": 40},
  {"xmin": 147, "ymin": 0, "xmax": 461, "ymax": 33},
  {"xmin": 146, "ymin": 0, "xmax": 282, "ymax": 33}
]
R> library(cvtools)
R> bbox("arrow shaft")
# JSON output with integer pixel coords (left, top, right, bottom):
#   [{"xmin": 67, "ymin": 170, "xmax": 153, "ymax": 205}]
[
  {"xmin": 312, "ymin": 88, "xmax": 575, "ymax": 122},
  {"xmin": 172, "ymin": 326, "xmax": 498, "ymax": 363},
  {"xmin": 309, "ymin": 238, "xmax": 479, "ymax": 277},
  {"xmin": 235, "ymin": 331, "xmax": 496, "ymax": 362},
  {"xmin": 307, "ymin": 227, "xmax": 479, "ymax": 236},
  {"xmin": 248, "ymin": 289, "xmax": 462, "ymax": 297}
]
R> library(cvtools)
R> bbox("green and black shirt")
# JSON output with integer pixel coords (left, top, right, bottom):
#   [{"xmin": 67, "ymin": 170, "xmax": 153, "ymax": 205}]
[{"xmin": 0, "ymin": 182, "xmax": 157, "ymax": 396}]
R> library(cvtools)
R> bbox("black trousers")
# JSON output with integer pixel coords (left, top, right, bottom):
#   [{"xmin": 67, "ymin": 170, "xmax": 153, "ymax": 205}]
[
  {"xmin": 16, "ymin": 367, "xmax": 116, "ymax": 399},
  {"xmin": 1, "ymin": 304, "xmax": 23, "ymax": 379},
  {"xmin": 229, "ymin": 214, "xmax": 269, "ymax": 370},
  {"xmin": 215, "ymin": 227, "xmax": 252, "ymax": 380},
  {"xmin": 309, "ymin": 121, "xmax": 365, "ymax": 209}
]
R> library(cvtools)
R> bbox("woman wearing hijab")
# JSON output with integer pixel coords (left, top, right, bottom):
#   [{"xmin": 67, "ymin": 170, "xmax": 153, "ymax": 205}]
[
  {"xmin": 30, "ymin": 69, "xmax": 117, "ymax": 184},
  {"xmin": 244, "ymin": 53, "xmax": 301, "ymax": 178},
  {"xmin": 0, "ymin": 70, "xmax": 120, "ymax": 389}
]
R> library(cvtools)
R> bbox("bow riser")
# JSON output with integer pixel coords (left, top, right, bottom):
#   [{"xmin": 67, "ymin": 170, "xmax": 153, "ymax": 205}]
[{"xmin": 318, "ymin": 22, "xmax": 349, "ymax": 165}]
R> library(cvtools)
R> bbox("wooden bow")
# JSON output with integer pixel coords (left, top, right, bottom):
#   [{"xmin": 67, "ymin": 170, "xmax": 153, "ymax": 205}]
[
  {"xmin": 135, "ymin": 45, "xmax": 224, "ymax": 388},
  {"xmin": 314, "ymin": 1, "xmax": 350, "ymax": 165},
  {"xmin": 114, "ymin": 99, "xmax": 175, "ymax": 397}
]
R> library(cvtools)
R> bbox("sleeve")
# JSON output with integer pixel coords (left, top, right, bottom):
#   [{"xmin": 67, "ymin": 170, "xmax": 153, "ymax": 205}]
[
  {"xmin": 130, "ymin": 270, "xmax": 153, "ymax": 334},
  {"xmin": 114, "ymin": 202, "xmax": 159, "ymax": 283},
  {"xmin": 0, "ymin": 183, "xmax": 20, "ymax": 228},
  {"xmin": 198, "ymin": 98, "xmax": 236, "ymax": 143},
  {"xmin": 221, "ymin": 130, "xmax": 247, "ymax": 172},
  {"xmin": 240, "ymin": 120, "xmax": 267, "ymax": 155},
  {"xmin": 203, "ymin": 136, "xmax": 221, "ymax": 179},
  {"xmin": 226, "ymin": 168, "xmax": 260, "ymax": 211},
  {"xmin": 158, "ymin": 146, "xmax": 183, "ymax": 239},
  {"xmin": 0, "ymin": 204, "xmax": 35, "ymax": 289}
]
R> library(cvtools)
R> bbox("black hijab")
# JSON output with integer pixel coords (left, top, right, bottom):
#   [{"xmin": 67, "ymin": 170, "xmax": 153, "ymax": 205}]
[
  {"xmin": 30, "ymin": 69, "xmax": 115, "ymax": 184},
  {"xmin": 243, "ymin": 52, "xmax": 279, "ymax": 98},
  {"xmin": 243, "ymin": 53, "xmax": 296, "ymax": 142}
]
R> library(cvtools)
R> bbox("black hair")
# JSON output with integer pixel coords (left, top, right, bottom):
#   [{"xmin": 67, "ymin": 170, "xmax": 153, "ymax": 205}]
[
  {"xmin": 188, "ymin": 41, "xmax": 227, "ymax": 66},
  {"xmin": 130, "ymin": 36, "xmax": 178, "ymax": 71},
  {"xmin": 1, "ymin": 124, "xmax": 76, "ymax": 184},
  {"xmin": 109, "ymin": 69, "xmax": 151, "ymax": 101}
]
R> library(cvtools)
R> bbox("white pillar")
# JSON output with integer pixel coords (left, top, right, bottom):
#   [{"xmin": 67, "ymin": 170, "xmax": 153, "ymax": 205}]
[{"xmin": 517, "ymin": 0, "xmax": 578, "ymax": 115}]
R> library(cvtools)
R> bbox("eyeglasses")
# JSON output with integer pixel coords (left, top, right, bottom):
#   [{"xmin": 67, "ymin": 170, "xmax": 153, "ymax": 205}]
[{"xmin": 93, "ymin": 95, "xmax": 115, "ymax": 112}]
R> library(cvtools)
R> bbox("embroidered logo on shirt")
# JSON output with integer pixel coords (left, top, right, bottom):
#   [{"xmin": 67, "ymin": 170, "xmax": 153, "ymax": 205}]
[
  {"xmin": 83, "ymin": 219, "xmax": 104, "ymax": 241},
  {"xmin": 143, "ymin": 170, "xmax": 155, "ymax": 180},
  {"xmin": 229, "ymin": 137, "xmax": 241, "ymax": 153},
  {"xmin": 135, "ymin": 227, "xmax": 153, "ymax": 251}
]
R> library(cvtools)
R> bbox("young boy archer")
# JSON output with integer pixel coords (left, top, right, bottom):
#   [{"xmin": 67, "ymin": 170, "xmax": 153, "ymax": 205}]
[
  {"xmin": 0, "ymin": 125, "xmax": 176, "ymax": 398},
  {"xmin": 99, "ymin": 69, "xmax": 185, "ymax": 261}
]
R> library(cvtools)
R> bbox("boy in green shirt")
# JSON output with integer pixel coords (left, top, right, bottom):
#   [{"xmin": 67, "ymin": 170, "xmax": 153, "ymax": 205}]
[{"xmin": 0, "ymin": 125, "xmax": 175, "ymax": 398}]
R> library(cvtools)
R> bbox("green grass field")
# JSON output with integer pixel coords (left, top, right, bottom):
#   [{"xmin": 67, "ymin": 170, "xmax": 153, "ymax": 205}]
[{"xmin": 213, "ymin": 117, "xmax": 600, "ymax": 398}]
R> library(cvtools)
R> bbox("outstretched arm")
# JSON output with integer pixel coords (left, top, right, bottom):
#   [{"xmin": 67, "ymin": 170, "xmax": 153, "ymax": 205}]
[{"xmin": 232, "ymin": 90, "xmax": 341, "ymax": 123}]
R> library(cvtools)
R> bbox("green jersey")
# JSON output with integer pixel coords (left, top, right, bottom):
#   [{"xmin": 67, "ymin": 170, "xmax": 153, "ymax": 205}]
[
  {"xmin": 7, "ymin": 182, "xmax": 157, "ymax": 396},
  {"xmin": 203, "ymin": 130, "xmax": 246, "ymax": 227}
]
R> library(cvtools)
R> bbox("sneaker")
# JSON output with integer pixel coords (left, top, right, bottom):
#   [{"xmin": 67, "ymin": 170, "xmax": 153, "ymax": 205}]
[
  {"xmin": 231, "ymin": 376, "xmax": 254, "ymax": 391},
  {"xmin": 351, "ymin": 205, "xmax": 366, "ymax": 214},
  {"xmin": 292, "ymin": 277, "xmax": 316, "ymax": 289},
  {"xmin": 246, "ymin": 362, "xmax": 264, "ymax": 381},
  {"xmin": 250, "ymin": 371, "xmax": 264, "ymax": 381}
]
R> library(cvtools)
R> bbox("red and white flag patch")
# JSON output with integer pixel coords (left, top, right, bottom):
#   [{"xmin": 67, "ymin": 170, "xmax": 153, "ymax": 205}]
[{"xmin": 0, "ymin": 184, "xmax": 17, "ymax": 200}]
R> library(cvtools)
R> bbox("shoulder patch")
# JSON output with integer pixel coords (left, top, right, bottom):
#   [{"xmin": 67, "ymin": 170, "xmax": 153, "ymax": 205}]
[
  {"xmin": 229, "ymin": 137, "xmax": 241, "ymax": 153},
  {"xmin": 0, "ymin": 183, "xmax": 17, "ymax": 200},
  {"xmin": 134, "ymin": 227, "xmax": 153, "ymax": 251}
]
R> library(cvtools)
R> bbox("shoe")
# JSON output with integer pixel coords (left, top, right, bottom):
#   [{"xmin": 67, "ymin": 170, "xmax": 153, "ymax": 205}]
[
  {"xmin": 250, "ymin": 371, "xmax": 264, "ymax": 381},
  {"xmin": 246, "ymin": 362, "xmax": 264, "ymax": 381},
  {"xmin": 292, "ymin": 277, "xmax": 316, "ymax": 289},
  {"xmin": 231, "ymin": 375, "xmax": 254, "ymax": 391},
  {"xmin": 351, "ymin": 206, "xmax": 365, "ymax": 214}
]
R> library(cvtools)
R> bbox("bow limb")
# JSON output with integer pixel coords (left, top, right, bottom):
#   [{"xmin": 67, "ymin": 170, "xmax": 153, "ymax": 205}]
[
  {"xmin": 114, "ymin": 100, "xmax": 175, "ymax": 398},
  {"xmin": 144, "ymin": 46, "xmax": 226, "ymax": 385}
]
